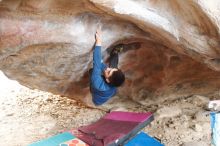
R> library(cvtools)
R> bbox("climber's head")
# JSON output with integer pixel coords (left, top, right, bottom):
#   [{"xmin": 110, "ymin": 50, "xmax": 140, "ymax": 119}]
[{"xmin": 104, "ymin": 68, "xmax": 125, "ymax": 87}]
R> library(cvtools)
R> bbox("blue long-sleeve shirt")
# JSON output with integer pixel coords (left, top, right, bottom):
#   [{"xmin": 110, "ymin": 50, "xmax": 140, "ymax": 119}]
[{"xmin": 90, "ymin": 45, "xmax": 117, "ymax": 105}]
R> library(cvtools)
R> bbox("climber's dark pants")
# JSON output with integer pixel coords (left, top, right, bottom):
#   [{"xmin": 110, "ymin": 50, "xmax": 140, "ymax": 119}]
[{"xmin": 109, "ymin": 52, "xmax": 119, "ymax": 68}]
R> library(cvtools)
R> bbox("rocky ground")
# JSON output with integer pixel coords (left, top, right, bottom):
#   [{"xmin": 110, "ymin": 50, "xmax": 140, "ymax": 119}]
[{"xmin": 0, "ymin": 71, "xmax": 215, "ymax": 146}]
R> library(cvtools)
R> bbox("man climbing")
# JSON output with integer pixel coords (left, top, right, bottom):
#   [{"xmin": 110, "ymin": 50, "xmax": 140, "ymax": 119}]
[{"xmin": 90, "ymin": 27, "xmax": 125, "ymax": 105}]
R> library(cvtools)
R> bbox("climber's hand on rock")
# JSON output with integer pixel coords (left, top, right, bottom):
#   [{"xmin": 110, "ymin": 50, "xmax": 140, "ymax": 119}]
[{"xmin": 95, "ymin": 26, "xmax": 102, "ymax": 46}]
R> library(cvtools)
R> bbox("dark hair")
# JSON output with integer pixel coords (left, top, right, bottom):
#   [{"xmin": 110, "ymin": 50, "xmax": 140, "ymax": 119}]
[{"xmin": 108, "ymin": 69, "xmax": 125, "ymax": 87}]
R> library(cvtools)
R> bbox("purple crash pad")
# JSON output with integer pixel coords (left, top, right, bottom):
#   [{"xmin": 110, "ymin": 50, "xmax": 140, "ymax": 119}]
[
  {"xmin": 75, "ymin": 111, "xmax": 153, "ymax": 146},
  {"xmin": 104, "ymin": 111, "xmax": 152, "ymax": 122}
]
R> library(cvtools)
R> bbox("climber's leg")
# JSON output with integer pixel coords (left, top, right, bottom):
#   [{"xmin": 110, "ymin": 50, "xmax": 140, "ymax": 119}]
[{"xmin": 109, "ymin": 44, "xmax": 123, "ymax": 68}]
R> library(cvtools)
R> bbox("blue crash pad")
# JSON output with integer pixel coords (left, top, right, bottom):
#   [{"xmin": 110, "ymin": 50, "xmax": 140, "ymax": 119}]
[
  {"xmin": 125, "ymin": 132, "xmax": 164, "ymax": 146},
  {"xmin": 29, "ymin": 132, "xmax": 75, "ymax": 146}
]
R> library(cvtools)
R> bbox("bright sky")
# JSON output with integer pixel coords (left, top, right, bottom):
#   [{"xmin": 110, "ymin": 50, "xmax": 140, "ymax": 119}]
[{"xmin": 0, "ymin": 70, "xmax": 23, "ymax": 94}]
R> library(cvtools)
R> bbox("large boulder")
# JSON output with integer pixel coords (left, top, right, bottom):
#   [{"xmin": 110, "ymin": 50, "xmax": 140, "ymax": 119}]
[{"xmin": 0, "ymin": 0, "xmax": 220, "ymax": 105}]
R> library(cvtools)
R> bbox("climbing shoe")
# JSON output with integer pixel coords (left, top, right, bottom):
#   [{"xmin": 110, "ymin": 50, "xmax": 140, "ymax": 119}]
[{"xmin": 111, "ymin": 44, "xmax": 124, "ymax": 55}]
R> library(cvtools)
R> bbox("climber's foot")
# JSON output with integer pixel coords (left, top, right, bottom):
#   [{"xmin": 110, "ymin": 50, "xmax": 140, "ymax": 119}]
[{"xmin": 110, "ymin": 44, "xmax": 124, "ymax": 55}]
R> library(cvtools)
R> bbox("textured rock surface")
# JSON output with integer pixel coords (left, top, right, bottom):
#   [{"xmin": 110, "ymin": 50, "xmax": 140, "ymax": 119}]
[{"xmin": 0, "ymin": 0, "xmax": 220, "ymax": 104}]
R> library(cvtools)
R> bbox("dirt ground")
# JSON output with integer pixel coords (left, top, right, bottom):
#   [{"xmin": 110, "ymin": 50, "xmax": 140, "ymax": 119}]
[{"xmin": 0, "ymin": 71, "xmax": 214, "ymax": 146}]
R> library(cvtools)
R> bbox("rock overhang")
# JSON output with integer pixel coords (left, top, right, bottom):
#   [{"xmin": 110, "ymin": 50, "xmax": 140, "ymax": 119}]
[{"xmin": 0, "ymin": 0, "xmax": 220, "ymax": 105}]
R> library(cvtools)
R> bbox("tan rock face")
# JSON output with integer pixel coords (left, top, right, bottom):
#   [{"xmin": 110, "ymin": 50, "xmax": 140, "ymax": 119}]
[{"xmin": 0, "ymin": 0, "xmax": 220, "ymax": 104}]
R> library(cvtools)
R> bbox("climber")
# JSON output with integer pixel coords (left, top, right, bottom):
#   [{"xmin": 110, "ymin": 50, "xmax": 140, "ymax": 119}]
[{"xmin": 89, "ymin": 27, "xmax": 125, "ymax": 105}]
